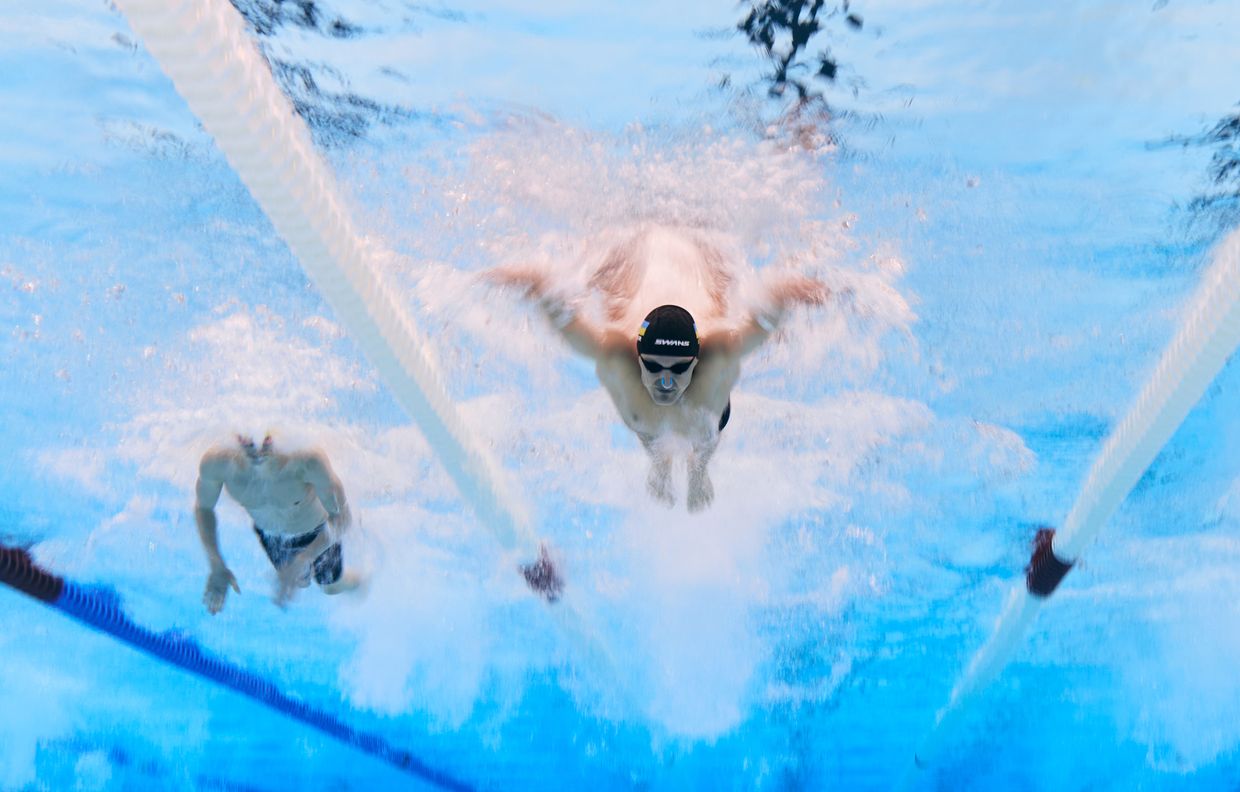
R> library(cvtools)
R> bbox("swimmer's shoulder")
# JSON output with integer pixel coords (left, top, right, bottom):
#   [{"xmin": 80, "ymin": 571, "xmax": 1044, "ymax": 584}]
[
  {"xmin": 698, "ymin": 325, "xmax": 742, "ymax": 360},
  {"xmin": 693, "ymin": 329, "xmax": 743, "ymax": 383},
  {"xmin": 687, "ymin": 342, "xmax": 741, "ymax": 408},
  {"xmin": 281, "ymin": 449, "xmax": 345, "ymax": 486},
  {"xmin": 594, "ymin": 330, "xmax": 638, "ymax": 371},
  {"xmin": 199, "ymin": 447, "xmax": 241, "ymax": 480}
]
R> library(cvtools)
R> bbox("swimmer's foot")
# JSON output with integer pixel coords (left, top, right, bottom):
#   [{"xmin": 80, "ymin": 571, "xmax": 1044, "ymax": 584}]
[
  {"xmin": 687, "ymin": 472, "xmax": 714, "ymax": 513},
  {"xmin": 274, "ymin": 564, "xmax": 311, "ymax": 609},
  {"xmin": 646, "ymin": 461, "xmax": 676, "ymax": 508},
  {"xmin": 521, "ymin": 544, "xmax": 563, "ymax": 603},
  {"xmin": 322, "ymin": 570, "xmax": 367, "ymax": 597}
]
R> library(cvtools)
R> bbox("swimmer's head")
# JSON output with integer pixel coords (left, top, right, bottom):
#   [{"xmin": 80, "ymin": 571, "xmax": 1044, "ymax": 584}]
[
  {"xmin": 237, "ymin": 433, "xmax": 274, "ymax": 463},
  {"xmin": 636, "ymin": 305, "xmax": 699, "ymax": 406}
]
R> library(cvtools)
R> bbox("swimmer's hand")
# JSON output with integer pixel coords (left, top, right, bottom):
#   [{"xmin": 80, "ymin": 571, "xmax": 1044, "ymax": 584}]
[
  {"xmin": 328, "ymin": 504, "xmax": 352, "ymax": 535},
  {"xmin": 687, "ymin": 470, "xmax": 715, "ymax": 513},
  {"xmin": 273, "ymin": 563, "xmax": 304, "ymax": 610},
  {"xmin": 271, "ymin": 555, "xmax": 314, "ymax": 609},
  {"xmin": 767, "ymin": 274, "xmax": 830, "ymax": 310},
  {"xmin": 484, "ymin": 263, "xmax": 549, "ymax": 298},
  {"xmin": 204, "ymin": 566, "xmax": 240, "ymax": 615}
]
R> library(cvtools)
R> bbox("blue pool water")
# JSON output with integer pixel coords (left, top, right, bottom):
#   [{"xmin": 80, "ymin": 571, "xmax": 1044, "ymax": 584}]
[{"xmin": 2, "ymin": 1, "xmax": 1239, "ymax": 789}]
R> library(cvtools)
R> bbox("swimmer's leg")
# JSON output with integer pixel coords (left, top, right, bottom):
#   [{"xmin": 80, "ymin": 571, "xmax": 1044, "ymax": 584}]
[
  {"xmin": 254, "ymin": 526, "xmax": 312, "ymax": 587},
  {"xmin": 687, "ymin": 436, "xmax": 718, "ymax": 513},
  {"xmin": 641, "ymin": 434, "xmax": 675, "ymax": 508},
  {"xmin": 321, "ymin": 571, "xmax": 365, "ymax": 596},
  {"xmin": 312, "ymin": 540, "xmax": 366, "ymax": 596}
]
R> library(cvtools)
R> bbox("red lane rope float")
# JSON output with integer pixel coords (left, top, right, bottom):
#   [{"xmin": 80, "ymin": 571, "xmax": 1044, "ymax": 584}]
[
  {"xmin": 0, "ymin": 543, "xmax": 472, "ymax": 792},
  {"xmin": 1025, "ymin": 527, "xmax": 1074, "ymax": 597}
]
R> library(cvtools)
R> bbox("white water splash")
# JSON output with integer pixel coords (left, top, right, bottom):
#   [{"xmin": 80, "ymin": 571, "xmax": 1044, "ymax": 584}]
[{"xmin": 31, "ymin": 116, "xmax": 1039, "ymax": 738}]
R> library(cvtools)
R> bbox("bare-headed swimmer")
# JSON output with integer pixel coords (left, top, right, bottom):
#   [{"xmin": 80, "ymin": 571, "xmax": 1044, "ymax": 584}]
[{"xmin": 193, "ymin": 434, "xmax": 363, "ymax": 613}]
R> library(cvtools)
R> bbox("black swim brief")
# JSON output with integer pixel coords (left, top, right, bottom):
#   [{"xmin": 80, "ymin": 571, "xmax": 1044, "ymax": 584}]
[{"xmin": 253, "ymin": 523, "xmax": 343, "ymax": 586}]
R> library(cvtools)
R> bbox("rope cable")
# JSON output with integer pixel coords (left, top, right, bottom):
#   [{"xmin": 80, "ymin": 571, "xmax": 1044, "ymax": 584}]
[{"xmin": 0, "ymin": 544, "xmax": 472, "ymax": 791}]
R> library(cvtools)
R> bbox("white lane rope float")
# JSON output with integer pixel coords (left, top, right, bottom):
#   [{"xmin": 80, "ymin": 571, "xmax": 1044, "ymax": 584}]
[
  {"xmin": 115, "ymin": 0, "xmax": 623, "ymax": 689},
  {"xmin": 906, "ymin": 226, "xmax": 1240, "ymax": 782}
]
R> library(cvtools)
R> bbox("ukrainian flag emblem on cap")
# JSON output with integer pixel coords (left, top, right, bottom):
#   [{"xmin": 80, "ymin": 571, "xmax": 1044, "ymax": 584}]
[{"xmin": 637, "ymin": 320, "xmax": 649, "ymax": 338}]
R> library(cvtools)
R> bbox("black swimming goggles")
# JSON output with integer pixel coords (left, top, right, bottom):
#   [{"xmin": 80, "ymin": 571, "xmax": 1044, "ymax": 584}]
[{"xmin": 640, "ymin": 356, "xmax": 696, "ymax": 375}]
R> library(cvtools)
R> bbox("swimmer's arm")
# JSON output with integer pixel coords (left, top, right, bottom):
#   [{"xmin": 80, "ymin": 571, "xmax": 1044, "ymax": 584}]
[
  {"xmin": 524, "ymin": 287, "xmax": 613, "ymax": 359},
  {"xmin": 523, "ymin": 285, "xmax": 615, "ymax": 359},
  {"xmin": 194, "ymin": 452, "xmax": 232, "ymax": 572},
  {"xmin": 303, "ymin": 452, "xmax": 351, "ymax": 536},
  {"xmin": 730, "ymin": 274, "xmax": 831, "ymax": 356},
  {"xmin": 554, "ymin": 311, "xmax": 612, "ymax": 359},
  {"xmin": 270, "ymin": 454, "xmax": 348, "ymax": 597},
  {"xmin": 485, "ymin": 263, "xmax": 610, "ymax": 359},
  {"xmin": 196, "ymin": 451, "xmax": 242, "ymax": 613}
]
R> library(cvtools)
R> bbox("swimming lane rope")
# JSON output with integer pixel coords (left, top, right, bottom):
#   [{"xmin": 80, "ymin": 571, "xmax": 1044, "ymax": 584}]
[
  {"xmin": 0, "ymin": 543, "xmax": 472, "ymax": 791},
  {"xmin": 113, "ymin": 0, "xmax": 532, "ymax": 562},
  {"xmin": 907, "ymin": 227, "xmax": 1240, "ymax": 779},
  {"xmin": 110, "ymin": 0, "xmax": 630, "ymax": 686}
]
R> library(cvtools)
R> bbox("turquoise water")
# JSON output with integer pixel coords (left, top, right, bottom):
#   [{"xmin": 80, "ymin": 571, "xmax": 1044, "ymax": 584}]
[{"xmin": 2, "ymin": 1, "xmax": 1239, "ymax": 789}]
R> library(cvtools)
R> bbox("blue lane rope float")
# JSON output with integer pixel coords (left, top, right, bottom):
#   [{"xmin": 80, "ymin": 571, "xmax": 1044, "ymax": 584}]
[{"xmin": 0, "ymin": 544, "xmax": 473, "ymax": 792}]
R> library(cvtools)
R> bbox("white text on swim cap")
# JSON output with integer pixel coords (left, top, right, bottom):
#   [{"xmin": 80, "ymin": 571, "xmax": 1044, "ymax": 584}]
[{"xmin": 654, "ymin": 338, "xmax": 691, "ymax": 346}]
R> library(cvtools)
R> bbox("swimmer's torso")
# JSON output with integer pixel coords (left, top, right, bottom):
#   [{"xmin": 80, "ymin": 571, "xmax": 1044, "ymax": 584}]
[
  {"xmin": 221, "ymin": 457, "xmax": 328, "ymax": 535},
  {"xmin": 597, "ymin": 347, "xmax": 738, "ymax": 444}
]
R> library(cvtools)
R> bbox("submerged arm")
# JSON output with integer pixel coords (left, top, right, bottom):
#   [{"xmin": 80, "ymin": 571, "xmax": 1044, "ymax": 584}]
[
  {"xmin": 545, "ymin": 297, "xmax": 614, "ymax": 359},
  {"xmin": 195, "ymin": 451, "xmax": 240, "ymax": 614},
  {"xmin": 728, "ymin": 274, "xmax": 831, "ymax": 356},
  {"xmin": 194, "ymin": 453, "xmax": 229, "ymax": 572},
  {"xmin": 486, "ymin": 264, "xmax": 611, "ymax": 359},
  {"xmin": 303, "ymin": 452, "xmax": 351, "ymax": 536}
]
